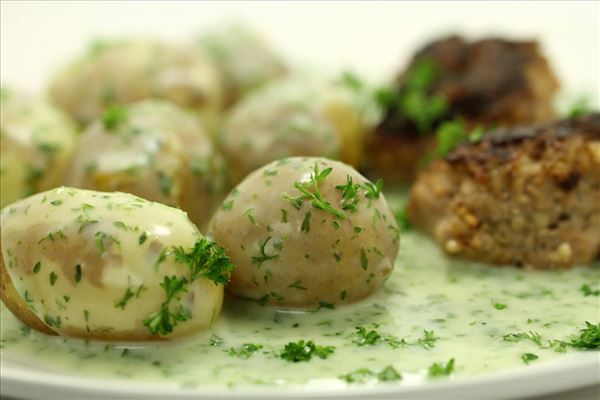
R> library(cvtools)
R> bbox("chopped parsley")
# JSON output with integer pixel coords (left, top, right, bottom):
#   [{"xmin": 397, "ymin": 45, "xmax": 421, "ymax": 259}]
[
  {"xmin": 339, "ymin": 365, "xmax": 401, "ymax": 383},
  {"xmin": 101, "ymin": 104, "xmax": 128, "ymax": 130},
  {"xmin": 521, "ymin": 353, "xmax": 539, "ymax": 364},
  {"xmin": 280, "ymin": 340, "xmax": 335, "ymax": 362},
  {"xmin": 360, "ymin": 247, "xmax": 368, "ymax": 270},
  {"xmin": 580, "ymin": 284, "xmax": 600, "ymax": 297},
  {"xmin": 209, "ymin": 334, "xmax": 222, "ymax": 346},
  {"xmin": 74, "ymin": 264, "xmax": 82, "ymax": 283},
  {"xmin": 280, "ymin": 209, "xmax": 288, "ymax": 223},
  {"xmin": 418, "ymin": 329, "xmax": 439, "ymax": 349},
  {"xmin": 301, "ymin": 212, "xmax": 311, "ymax": 233},
  {"xmin": 32, "ymin": 261, "xmax": 41, "ymax": 274},
  {"xmin": 49, "ymin": 271, "xmax": 58, "ymax": 286},
  {"xmin": 227, "ymin": 343, "xmax": 264, "ymax": 359},
  {"xmin": 432, "ymin": 119, "xmax": 485, "ymax": 158},
  {"xmin": 50, "ymin": 200, "xmax": 63, "ymax": 206},
  {"xmin": 428, "ymin": 358, "xmax": 455, "ymax": 377},
  {"xmin": 395, "ymin": 207, "xmax": 412, "ymax": 231},
  {"xmin": 287, "ymin": 280, "xmax": 307, "ymax": 291},
  {"xmin": 138, "ymin": 231, "xmax": 148, "ymax": 245},
  {"xmin": 503, "ymin": 331, "xmax": 542, "ymax": 346},
  {"xmin": 493, "ymin": 302, "xmax": 508, "ymax": 310},
  {"xmin": 251, "ymin": 236, "xmax": 279, "ymax": 267},
  {"xmin": 353, "ymin": 326, "xmax": 381, "ymax": 346}
]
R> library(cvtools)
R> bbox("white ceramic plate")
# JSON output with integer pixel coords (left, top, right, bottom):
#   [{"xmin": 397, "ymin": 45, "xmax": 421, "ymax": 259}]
[
  {"xmin": 1, "ymin": 2, "xmax": 599, "ymax": 399},
  {"xmin": 1, "ymin": 352, "xmax": 598, "ymax": 399}
]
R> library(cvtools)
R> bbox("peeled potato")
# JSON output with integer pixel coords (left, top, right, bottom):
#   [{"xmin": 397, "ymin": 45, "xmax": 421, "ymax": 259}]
[
  {"xmin": 208, "ymin": 157, "xmax": 400, "ymax": 308},
  {"xmin": 0, "ymin": 187, "xmax": 234, "ymax": 340},
  {"xmin": 48, "ymin": 40, "xmax": 223, "ymax": 127},
  {"xmin": 219, "ymin": 77, "xmax": 370, "ymax": 185},
  {"xmin": 66, "ymin": 99, "xmax": 227, "ymax": 230},
  {"xmin": 198, "ymin": 23, "xmax": 287, "ymax": 106},
  {"xmin": 0, "ymin": 87, "xmax": 77, "ymax": 208}
]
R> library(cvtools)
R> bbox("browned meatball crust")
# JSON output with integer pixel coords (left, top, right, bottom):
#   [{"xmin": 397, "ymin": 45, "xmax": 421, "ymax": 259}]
[
  {"xmin": 366, "ymin": 35, "xmax": 560, "ymax": 183},
  {"xmin": 408, "ymin": 113, "xmax": 600, "ymax": 269}
]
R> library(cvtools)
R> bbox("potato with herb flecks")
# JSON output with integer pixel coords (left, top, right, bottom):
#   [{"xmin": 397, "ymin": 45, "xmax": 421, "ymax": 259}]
[
  {"xmin": 0, "ymin": 87, "xmax": 77, "ymax": 208},
  {"xmin": 0, "ymin": 187, "xmax": 234, "ymax": 340},
  {"xmin": 208, "ymin": 157, "xmax": 399, "ymax": 308},
  {"xmin": 198, "ymin": 24, "xmax": 287, "ymax": 106},
  {"xmin": 219, "ymin": 77, "xmax": 370, "ymax": 185},
  {"xmin": 66, "ymin": 100, "xmax": 227, "ymax": 230},
  {"xmin": 49, "ymin": 40, "xmax": 223, "ymax": 127}
]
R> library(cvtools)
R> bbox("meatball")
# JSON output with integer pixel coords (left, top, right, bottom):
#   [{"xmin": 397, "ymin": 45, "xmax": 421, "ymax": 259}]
[
  {"xmin": 66, "ymin": 100, "xmax": 227, "ymax": 230},
  {"xmin": 408, "ymin": 113, "xmax": 600, "ymax": 269},
  {"xmin": 366, "ymin": 35, "xmax": 560, "ymax": 183},
  {"xmin": 219, "ymin": 77, "xmax": 369, "ymax": 184},
  {"xmin": 0, "ymin": 87, "xmax": 77, "ymax": 208},
  {"xmin": 208, "ymin": 157, "xmax": 400, "ymax": 308},
  {"xmin": 49, "ymin": 40, "xmax": 223, "ymax": 127},
  {"xmin": 0, "ymin": 187, "xmax": 234, "ymax": 340},
  {"xmin": 198, "ymin": 24, "xmax": 287, "ymax": 106}
]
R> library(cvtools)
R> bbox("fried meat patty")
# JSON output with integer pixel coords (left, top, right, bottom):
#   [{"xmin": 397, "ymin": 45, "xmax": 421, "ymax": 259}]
[
  {"xmin": 408, "ymin": 113, "xmax": 600, "ymax": 269},
  {"xmin": 367, "ymin": 35, "xmax": 560, "ymax": 183}
]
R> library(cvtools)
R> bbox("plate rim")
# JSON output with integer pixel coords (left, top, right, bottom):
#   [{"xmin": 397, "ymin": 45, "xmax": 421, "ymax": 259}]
[{"xmin": 1, "ymin": 351, "xmax": 599, "ymax": 399}]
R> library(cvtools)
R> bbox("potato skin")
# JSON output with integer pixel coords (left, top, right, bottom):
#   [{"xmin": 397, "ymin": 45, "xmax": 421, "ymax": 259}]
[
  {"xmin": 0, "ymin": 87, "xmax": 77, "ymax": 208},
  {"xmin": 208, "ymin": 157, "xmax": 400, "ymax": 308},
  {"xmin": 49, "ymin": 40, "xmax": 223, "ymax": 127},
  {"xmin": 66, "ymin": 100, "xmax": 227, "ymax": 230},
  {"xmin": 1, "ymin": 187, "xmax": 225, "ymax": 340}
]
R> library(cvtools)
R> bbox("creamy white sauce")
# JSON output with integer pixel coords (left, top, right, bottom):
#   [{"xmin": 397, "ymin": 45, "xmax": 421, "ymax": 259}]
[{"xmin": 1, "ymin": 193, "xmax": 598, "ymax": 390}]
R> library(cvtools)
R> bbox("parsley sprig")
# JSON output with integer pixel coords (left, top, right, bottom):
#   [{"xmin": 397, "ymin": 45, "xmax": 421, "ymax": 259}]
[
  {"xmin": 143, "ymin": 237, "xmax": 235, "ymax": 336},
  {"xmin": 335, "ymin": 175, "xmax": 361, "ymax": 212},
  {"xmin": 376, "ymin": 58, "xmax": 448, "ymax": 134},
  {"xmin": 570, "ymin": 321, "xmax": 599, "ymax": 349},
  {"xmin": 284, "ymin": 163, "xmax": 345, "ymax": 219}
]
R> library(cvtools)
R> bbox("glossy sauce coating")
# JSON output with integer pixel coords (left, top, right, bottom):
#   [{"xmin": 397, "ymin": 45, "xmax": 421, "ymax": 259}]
[
  {"xmin": 209, "ymin": 157, "xmax": 400, "ymax": 307},
  {"xmin": 0, "ymin": 187, "xmax": 224, "ymax": 340}
]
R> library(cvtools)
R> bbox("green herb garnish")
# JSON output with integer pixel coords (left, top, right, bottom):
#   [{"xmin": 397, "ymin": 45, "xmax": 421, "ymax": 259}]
[
  {"xmin": 101, "ymin": 104, "xmax": 128, "ymax": 130},
  {"xmin": 503, "ymin": 331, "xmax": 542, "ymax": 346},
  {"xmin": 251, "ymin": 236, "xmax": 279, "ymax": 267},
  {"xmin": 521, "ymin": 353, "xmax": 539, "ymax": 364},
  {"xmin": 418, "ymin": 329, "xmax": 439, "ymax": 349},
  {"xmin": 284, "ymin": 163, "xmax": 345, "ymax": 219},
  {"xmin": 280, "ymin": 340, "xmax": 335, "ymax": 362},
  {"xmin": 428, "ymin": 358, "xmax": 455, "ymax": 377},
  {"xmin": 228, "ymin": 343, "xmax": 264, "ymax": 359},
  {"xmin": 569, "ymin": 322, "xmax": 599, "ymax": 349},
  {"xmin": 335, "ymin": 175, "xmax": 361, "ymax": 212},
  {"xmin": 580, "ymin": 284, "xmax": 600, "ymax": 297},
  {"xmin": 363, "ymin": 179, "xmax": 383, "ymax": 200},
  {"xmin": 143, "ymin": 237, "xmax": 234, "ymax": 335}
]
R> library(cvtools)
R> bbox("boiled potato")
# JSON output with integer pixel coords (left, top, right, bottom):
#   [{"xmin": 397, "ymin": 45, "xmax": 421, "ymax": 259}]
[
  {"xmin": 0, "ymin": 87, "xmax": 77, "ymax": 208},
  {"xmin": 0, "ymin": 187, "xmax": 234, "ymax": 340},
  {"xmin": 219, "ymin": 77, "xmax": 369, "ymax": 185},
  {"xmin": 198, "ymin": 24, "xmax": 286, "ymax": 106},
  {"xmin": 49, "ymin": 40, "xmax": 223, "ymax": 127},
  {"xmin": 66, "ymin": 100, "xmax": 227, "ymax": 230},
  {"xmin": 208, "ymin": 157, "xmax": 400, "ymax": 308}
]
